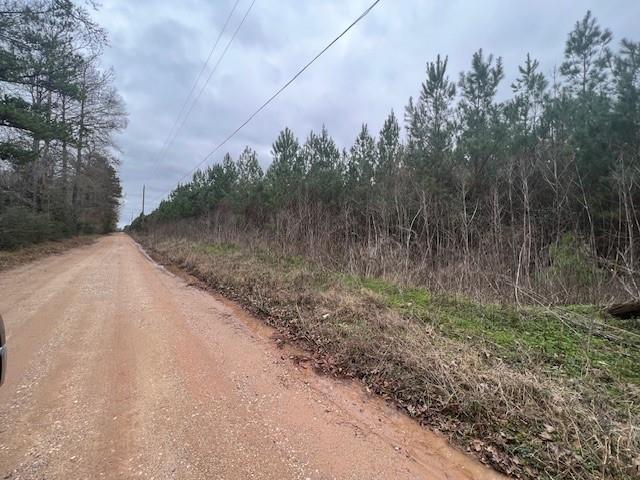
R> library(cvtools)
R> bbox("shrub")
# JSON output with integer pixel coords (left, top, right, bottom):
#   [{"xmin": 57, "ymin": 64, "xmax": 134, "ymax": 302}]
[
  {"xmin": 545, "ymin": 234, "xmax": 602, "ymax": 295},
  {"xmin": 0, "ymin": 207, "xmax": 66, "ymax": 250}
]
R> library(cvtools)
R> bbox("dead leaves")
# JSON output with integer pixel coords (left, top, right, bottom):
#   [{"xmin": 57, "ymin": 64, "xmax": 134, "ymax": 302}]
[
  {"xmin": 539, "ymin": 424, "xmax": 556, "ymax": 442},
  {"xmin": 468, "ymin": 438, "xmax": 523, "ymax": 477}
]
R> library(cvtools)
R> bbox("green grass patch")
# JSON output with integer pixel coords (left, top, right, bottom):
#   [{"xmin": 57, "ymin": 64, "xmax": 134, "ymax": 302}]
[
  {"xmin": 254, "ymin": 250, "xmax": 307, "ymax": 270},
  {"xmin": 196, "ymin": 242, "xmax": 239, "ymax": 255},
  {"xmin": 343, "ymin": 274, "xmax": 640, "ymax": 388}
]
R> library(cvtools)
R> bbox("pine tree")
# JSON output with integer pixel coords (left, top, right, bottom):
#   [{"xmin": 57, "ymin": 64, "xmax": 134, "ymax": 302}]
[
  {"xmin": 560, "ymin": 10, "xmax": 615, "ymax": 194},
  {"xmin": 458, "ymin": 49, "xmax": 505, "ymax": 187},
  {"xmin": 265, "ymin": 127, "xmax": 302, "ymax": 210},
  {"xmin": 406, "ymin": 54, "xmax": 456, "ymax": 180},
  {"xmin": 233, "ymin": 147, "xmax": 263, "ymax": 219},
  {"xmin": 346, "ymin": 123, "xmax": 376, "ymax": 191},
  {"xmin": 303, "ymin": 125, "xmax": 342, "ymax": 209},
  {"xmin": 509, "ymin": 54, "xmax": 548, "ymax": 142},
  {"xmin": 560, "ymin": 10, "xmax": 612, "ymax": 95},
  {"xmin": 613, "ymin": 39, "xmax": 640, "ymax": 150},
  {"xmin": 376, "ymin": 110, "xmax": 401, "ymax": 181}
]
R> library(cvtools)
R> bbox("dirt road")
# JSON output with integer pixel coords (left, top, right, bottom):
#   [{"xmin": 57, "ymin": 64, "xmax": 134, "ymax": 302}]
[{"xmin": 0, "ymin": 234, "xmax": 501, "ymax": 479}]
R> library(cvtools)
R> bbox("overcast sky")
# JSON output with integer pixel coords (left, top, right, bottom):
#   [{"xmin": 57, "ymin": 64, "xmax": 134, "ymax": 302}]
[{"xmin": 92, "ymin": 0, "xmax": 640, "ymax": 225}]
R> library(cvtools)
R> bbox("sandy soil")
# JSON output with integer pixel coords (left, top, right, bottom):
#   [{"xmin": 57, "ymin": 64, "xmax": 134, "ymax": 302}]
[{"xmin": 0, "ymin": 233, "xmax": 503, "ymax": 479}]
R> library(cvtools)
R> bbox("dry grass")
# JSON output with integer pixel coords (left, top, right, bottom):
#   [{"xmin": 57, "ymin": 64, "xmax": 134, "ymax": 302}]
[
  {"xmin": 0, "ymin": 235, "xmax": 98, "ymax": 272},
  {"xmin": 133, "ymin": 232, "xmax": 640, "ymax": 479}
]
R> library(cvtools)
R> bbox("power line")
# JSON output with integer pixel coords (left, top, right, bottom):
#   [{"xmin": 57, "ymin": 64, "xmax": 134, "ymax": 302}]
[
  {"xmin": 151, "ymin": 0, "xmax": 381, "ymax": 206},
  {"xmin": 159, "ymin": 0, "xmax": 257, "ymax": 163},
  {"xmin": 153, "ymin": 0, "xmax": 242, "ymax": 167}
]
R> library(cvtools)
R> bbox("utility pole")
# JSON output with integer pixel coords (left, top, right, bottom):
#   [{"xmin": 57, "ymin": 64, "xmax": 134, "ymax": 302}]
[{"xmin": 142, "ymin": 184, "xmax": 145, "ymax": 216}]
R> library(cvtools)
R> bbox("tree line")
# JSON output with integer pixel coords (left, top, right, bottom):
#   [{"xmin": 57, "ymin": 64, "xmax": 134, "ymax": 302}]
[
  {"xmin": 137, "ymin": 11, "xmax": 640, "ymax": 304},
  {"xmin": 0, "ymin": 0, "xmax": 126, "ymax": 249}
]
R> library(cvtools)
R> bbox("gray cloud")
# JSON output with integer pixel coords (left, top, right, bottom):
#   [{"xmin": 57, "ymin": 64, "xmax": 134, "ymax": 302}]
[{"xmin": 92, "ymin": 0, "xmax": 640, "ymax": 225}]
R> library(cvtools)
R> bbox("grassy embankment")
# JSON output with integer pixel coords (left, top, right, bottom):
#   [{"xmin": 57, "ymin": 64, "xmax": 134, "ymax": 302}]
[
  {"xmin": 0, "ymin": 236, "xmax": 97, "ymax": 272},
  {"xmin": 134, "ymin": 233, "xmax": 639, "ymax": 480}
]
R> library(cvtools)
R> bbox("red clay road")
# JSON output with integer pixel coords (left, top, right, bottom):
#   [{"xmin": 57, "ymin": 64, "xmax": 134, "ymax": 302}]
[{"xmin": 0, "ymin": 234, "xmax": 502, "ymax": 479}]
